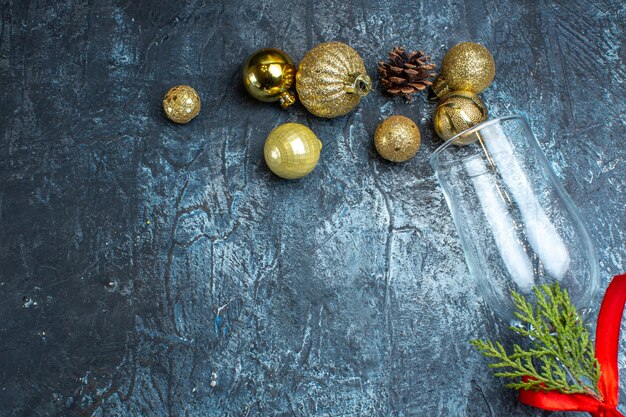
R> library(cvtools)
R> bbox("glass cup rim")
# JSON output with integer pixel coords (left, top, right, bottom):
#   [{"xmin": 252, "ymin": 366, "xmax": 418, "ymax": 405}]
[{"xmin": 429, "ymin": 114, "xmax": 527, "ymax": 168}]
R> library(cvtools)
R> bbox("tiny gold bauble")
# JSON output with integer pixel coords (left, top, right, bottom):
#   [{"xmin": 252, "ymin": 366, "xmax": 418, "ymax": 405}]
[
  {"xmin": 243, "ymin": 48, "xmax": 296, "ymax": 108},
  {"xmin": 264, "ymin": 123, "xmax": 323, "ymax": 180},
  {"xmin": 432, "ymin": 42, "xmax": 495, "ymax": 98},
  {"xmin": 163, "ymin": 85, "xmax": 201, "ymax": 124},
  {"xmin": 374, "ymin": 115, "xmax": 421, "ymax": 162},
  {"xmin": 296, "ymin": 41, "xmax": 371, "ymax": 118},
  {"xmin": 433, "ymin": 91, "xmax": 488, "ymax": 145}
]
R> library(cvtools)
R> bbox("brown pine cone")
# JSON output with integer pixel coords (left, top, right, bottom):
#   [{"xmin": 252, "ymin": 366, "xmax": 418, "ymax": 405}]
[{"xmin": 378, "ymin": 47, "xmax": 436, "ymax": 102}]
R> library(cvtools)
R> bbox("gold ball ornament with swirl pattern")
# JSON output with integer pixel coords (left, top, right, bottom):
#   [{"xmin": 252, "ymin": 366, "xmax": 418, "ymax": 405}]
[
  {"xmin": 163, "ymin": 85, "xmax": 201, "ymax": 124},
  {"xmin": 264, "ymin": 123, "xmax": 323, "ymax": 180},
  {"xmin": 433, "ymin": 91, "xmax": 488, "ymax": 145},
  {"xmin": 432, "ymin": 42, "xmax": 495, "ymax": 98},
  {"xmin": 296, "ymin": 42, "xmax": 371, "ymax": 118},
  {"xmin": 243, "ymin": 48, "xmax": 297, "ymax": 108}
]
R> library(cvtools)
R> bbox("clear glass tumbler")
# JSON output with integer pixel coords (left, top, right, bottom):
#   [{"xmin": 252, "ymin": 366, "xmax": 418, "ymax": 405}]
[{"xmin": 430, "ymin": 115, "xmax": 600, "ymax": 322}]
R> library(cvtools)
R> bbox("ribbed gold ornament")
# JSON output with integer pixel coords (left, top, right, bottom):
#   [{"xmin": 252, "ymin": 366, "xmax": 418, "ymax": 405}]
[
  {"xmin": 374, "ymin": 115, "xmax": 421, "ymax": 162},
  {"xmin": 433, "ymin": 91, "xmax": 488, "ymax": 145},
  {"xmin": 243, "ymin": 48, "xmax": 297, "ymax": 108},
  {"xmin": 163, "ymin": 85, "xmax": 201, "ymax": 124},
  {"xmin": 296, "ymin": 42, "xmax": 371, "ymax": 118},
  {"xmin": 264, "ymin": 123, "xmax": 323, "ymax": 179},
  {"xmin": 432, "ymin": 42, "xmax": 495, "ymax": 98}
]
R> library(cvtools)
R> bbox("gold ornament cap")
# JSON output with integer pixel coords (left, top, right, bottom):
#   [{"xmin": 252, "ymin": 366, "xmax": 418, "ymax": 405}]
[
  {"xmin": 264, "ymin": 123, "xmax": 323, "ymax": 179},
  {"xmin": 374, "ymin": 115, "xmax": 421, "ymax": 162},
  {"xmin": 432, "ymin": 42, "xmax": 495, "ymax": 98},
  {"xmin": 433, "ymin": 91, "xmax": 488, "ymax": 145},
  {"xmin": 163, "ymin": 85, "xmax": 201, "ymax": 124},
  {"xmin": 243, "ymin": 48, "xmax": 297, "ymax": 108},
  {"xmin": 296, "ymin": 41, "xmax": 371, "ymax": 118}
]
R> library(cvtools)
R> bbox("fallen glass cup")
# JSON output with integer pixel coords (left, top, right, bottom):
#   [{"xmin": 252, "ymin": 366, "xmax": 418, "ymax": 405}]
[{"xmin": 430, "ymin": 115, "xmax": 600, "ymax": 322}]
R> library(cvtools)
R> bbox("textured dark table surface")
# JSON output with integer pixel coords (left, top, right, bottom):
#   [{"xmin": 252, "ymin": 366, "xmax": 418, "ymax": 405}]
[{"xmin": 1, "ymin": 1, "xmax": 625, "ymax": 416}]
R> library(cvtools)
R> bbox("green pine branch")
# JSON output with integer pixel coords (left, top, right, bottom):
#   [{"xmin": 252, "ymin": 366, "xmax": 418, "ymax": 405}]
[{"xmin": 471, "ymin": 283, "xmax": 602, "ymax": 399}]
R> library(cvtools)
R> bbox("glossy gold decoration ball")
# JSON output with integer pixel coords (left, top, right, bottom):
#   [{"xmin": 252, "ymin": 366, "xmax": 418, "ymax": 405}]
[
  {"xmin": 374, "ymin": 115, "xmax": 421, "ymax": 162},
  {"xmin": 433, "ymin": 91, "xmax": 488, "ymax": 145},
  {"xmin": 296, "ymin": 41, "xmax": 371, "ymax": 118},
  {"xmin": 264, "ymin": 123, "xmax": 323, "ymax": 179},
  {"xmin": 163, "ymin": 85, "xmax": 201, "ymax": 124},
  {"xmin": 432, "ymin": 42, "xmax": 495, "ymax": 98},
  {"xmin": 243, "ymin": 48, "xmax": 297, "ymax": 108}
]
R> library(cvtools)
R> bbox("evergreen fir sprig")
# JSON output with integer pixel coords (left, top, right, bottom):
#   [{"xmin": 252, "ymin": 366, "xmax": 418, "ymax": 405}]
[{"xmin": 471, "ymin": 283, "xmax": 602, "ymax": 398}]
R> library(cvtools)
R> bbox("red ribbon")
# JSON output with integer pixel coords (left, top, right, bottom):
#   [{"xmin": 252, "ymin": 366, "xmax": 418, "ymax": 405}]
[{"xmin": 519, "ymin": 273, "xmax": 626, "ymax": 416}]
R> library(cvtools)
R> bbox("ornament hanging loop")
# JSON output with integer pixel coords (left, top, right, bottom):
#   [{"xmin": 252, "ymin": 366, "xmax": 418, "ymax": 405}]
[
  {"xmin": 344, "ymin": 73, "xmax": 371, "ymax": 97},
  {"xmin": 279, "ymin": 91, "xmax": 296, "ymax": 109},
  {"xmin": 431, "ymin": 76, "xmax": 452, "ymax": 98}
]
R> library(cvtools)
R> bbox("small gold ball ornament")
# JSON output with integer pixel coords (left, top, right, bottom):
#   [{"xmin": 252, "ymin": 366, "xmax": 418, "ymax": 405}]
[
  {"xmin": 433, "ymin": 91, "xmax": 488, "ymax": 145},
  {"xmin": 264, "ymin": 123, "xmax": 323, "ymax": 179},
  {"xmin": 296, "ymin": 41, "xmax": 371, "ymax": 118},
  {"xmin": 243, "ymin": 48, "xmax": 296, "ymax": 108},
  {"xmin": 432, "ymin": 42, "xmax": 495, "ymax": 98},
  {"xmin": 374, "ymin": 115, "xmax": 421, "ymax": 162},
  {"xmin": 163, "ymin": 85, "xmax": 201, "ymax": 124}
]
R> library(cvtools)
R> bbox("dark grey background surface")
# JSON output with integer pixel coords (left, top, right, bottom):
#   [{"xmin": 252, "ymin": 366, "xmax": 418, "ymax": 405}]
[{"xmin": 1, "ymin": 0, "xmax": 625, "ymax": 416}]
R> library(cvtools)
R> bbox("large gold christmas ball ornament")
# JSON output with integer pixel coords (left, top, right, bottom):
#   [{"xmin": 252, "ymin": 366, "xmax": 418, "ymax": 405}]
[
  {"xmin": 264, "ymin": 123, "xmax": 323, "ymax": 179},
  {"xmin": 243, "ymin": 48, "xmax": 297, "ymax": 108},
  {"xmin": 296, "ymin": 41, "xmax": 371, "ymax": 118},
  {"xmin": 374, "ymin": 115, "xmax": 421, "ymax": 162},
  {"xmin": 433, "ymin": 91, "xmax": 488, "ymax": 145},
  {"xmin": 163, "ymin": 85, "xmax": 201, "ymax": 124},
  {"xmin": 432, "ymin": 42, "xmax": 495, "ymax": 98}
]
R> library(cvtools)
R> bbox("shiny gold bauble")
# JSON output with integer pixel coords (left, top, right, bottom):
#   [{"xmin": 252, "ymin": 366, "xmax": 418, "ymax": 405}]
[
  {"xmin": 296, "ymin": 41, "xmax": 371, "ymax": 118},
  {"xmin": 243, "ymin": 48, "xmax": 297, "ymax": 108},
  {"xmin": 433, "ymin": 91, "xmax": 488, "ymax": 145},
  {"xmin": 432, "ymin": 42, "xmax": 495, "ymax": 98},
  {"xmin": 163, "ymin": 85, "xmax": 201, "ymax": 124},
  {"xmin": 264, "ymin": 123, "xmax": 323, "ymax": 179},
  {"xmin": 374, "ymin": 115, "xmax": 421, "ymax": 162}
]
